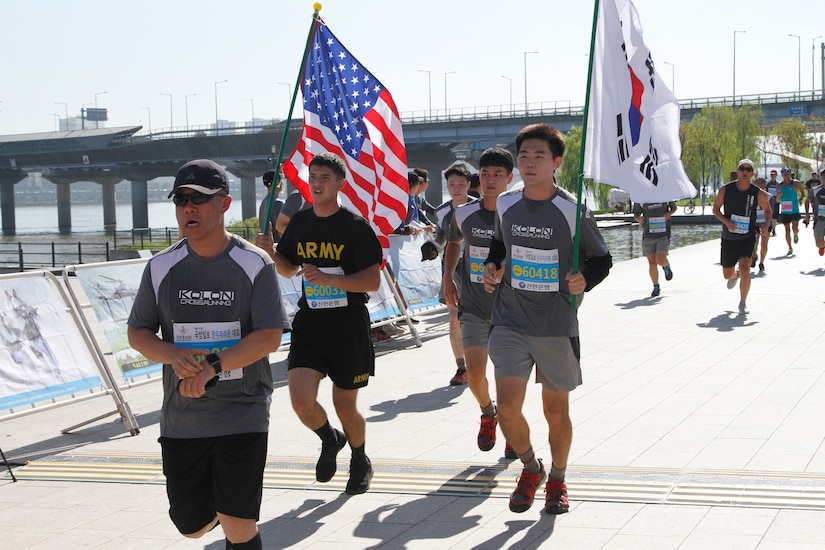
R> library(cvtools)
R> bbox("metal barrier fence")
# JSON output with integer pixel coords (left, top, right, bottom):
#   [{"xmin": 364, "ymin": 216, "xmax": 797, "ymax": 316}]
[
  {"xmin": 0, "ymin": 226, "xmax": 261, "ymax": 272},
  {"xmin": 0, "ymin": 241, "xmax": 111, "ymax": 272}
]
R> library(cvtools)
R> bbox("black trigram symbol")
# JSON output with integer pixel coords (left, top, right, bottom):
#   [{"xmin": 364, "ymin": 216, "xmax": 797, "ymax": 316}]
[
  {"xmin": 639, "ymin": 138, "xmax": 659, "ymax": 186},
  {"xmin": 616, "ymin": 114, "xmax": 629, "ymax": 164}
]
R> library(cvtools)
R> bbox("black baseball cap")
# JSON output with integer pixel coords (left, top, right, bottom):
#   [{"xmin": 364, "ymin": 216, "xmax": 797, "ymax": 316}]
[{"xmin": 168, "ymin": 159, "xmax": 229, "ymax": 198}]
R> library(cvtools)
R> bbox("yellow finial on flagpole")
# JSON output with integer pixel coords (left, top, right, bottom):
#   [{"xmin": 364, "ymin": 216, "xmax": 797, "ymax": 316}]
[{"xmin": 314, "ymin": 2, "xmax": 322, "ymax": 12}]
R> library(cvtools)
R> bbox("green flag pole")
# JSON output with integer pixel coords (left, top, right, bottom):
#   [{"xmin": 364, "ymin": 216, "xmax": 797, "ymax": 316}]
[
  {"xmin": 262, "ymin": 3, "xmax": 323, "ymax": 235},
  {"xmin": 571, "ymin": 0, "xmax": 601, "ymax": 310}
]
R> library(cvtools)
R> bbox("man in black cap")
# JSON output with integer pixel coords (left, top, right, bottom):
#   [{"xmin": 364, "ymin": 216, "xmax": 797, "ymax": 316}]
[{"xmin": 128, "ymin": 159, "xmax": 287, "ymax": 549}]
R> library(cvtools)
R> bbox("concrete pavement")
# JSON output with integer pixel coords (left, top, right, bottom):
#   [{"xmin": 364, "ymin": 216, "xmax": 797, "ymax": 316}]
[{"xmin": 2, "ymin": 225, "xmax": 825, "ymax": 549}]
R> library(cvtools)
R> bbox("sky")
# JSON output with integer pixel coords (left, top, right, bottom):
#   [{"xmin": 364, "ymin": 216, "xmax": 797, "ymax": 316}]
[{"xmin": 2, "ymin": 0, "xmax": 824, "ymax": 137}]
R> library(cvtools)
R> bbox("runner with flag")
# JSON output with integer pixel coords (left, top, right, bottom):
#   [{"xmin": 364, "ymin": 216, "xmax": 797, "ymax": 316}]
[{"xmin": 281, "ymin": 10, "xmax": 409, "ymax": 258}]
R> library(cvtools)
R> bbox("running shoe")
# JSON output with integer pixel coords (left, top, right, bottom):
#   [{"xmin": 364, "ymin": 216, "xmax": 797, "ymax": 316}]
[
  {"xmin": 787, "ymin": 248, "xmax": 793, "ymax": 256},
  {"xmin": 345, "ymin": 457, "xmax": 373, "ymax": 495},
  {"xmin": 794, "ymin": 233, "xmax": 799, "ymax": 244},
  {"xmin": 381, "ymin": 322, "xmax": 405, "ymax": 336},
  {"xmin": 544, "ymin": 477, "xmax": 570, "ymax": 515},
  {"xmin": 509, "ymin": 460, "xmax": 546, "ymax": 513},
  {"xmin": 316, "ymin": 429, "xmax": 347, "ymax": 482},
  {"xmin": 650, "ymin": 286, "xmax": 660, "ymax": 297},
  {"xmin": 663, "ymin": 264, "xmax": 673, "ymax": 281},
  {"xmin": 738, "ymin": 302, "xmax": 749, "ymax": 316},
  {"xmin": 758, "ymin": 263, "xmax": 765, "ymax": 273},
  {"xmin": 477, "ymin": 414, "xmax": 498, "ymax": 451},
  {"xmin": 819, "ymin": 247, "xmax": 824, "ymax": 257},
  {"xmin": 449, "ymin": 368, "xmax": 468, "ymax": 386},
  {"xmin": 726, "ymin": 271, "xmax": 739, "ymax": 289},
  {"xmin": 503, "ymin": 442, "xmax": 518, "ymax": 460}
]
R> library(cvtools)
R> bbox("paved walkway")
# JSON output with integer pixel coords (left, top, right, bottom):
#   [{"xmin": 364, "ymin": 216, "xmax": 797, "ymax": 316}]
[{"xmin": 2, "ymin": 227, "xmax": 825, "ymax": 549}]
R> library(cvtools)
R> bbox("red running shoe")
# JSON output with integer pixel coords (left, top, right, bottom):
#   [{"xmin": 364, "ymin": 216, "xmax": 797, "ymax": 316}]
[
  {"xmin": 477, "ymin": 414, "xmax": 498, "ymax": 451},
  {"xmin": 544, "ymin": 477, "xmax": 569, "ymax": 515},
  {"xmin": 509, "ymin": 460, "xmax": 545, "ymax": 513},
  {"xmin": 449, "ymin": 368, "xmax": 468, "ymax": 386},
  {"xmin": 503, "ymin": 442, "xmax": 518, "ymax": 460}
]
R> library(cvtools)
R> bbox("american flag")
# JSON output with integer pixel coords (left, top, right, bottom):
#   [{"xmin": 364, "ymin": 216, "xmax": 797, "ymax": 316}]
[{"xmin": 283, "ymin": 19, "xmax": 409, "ymax": 256}]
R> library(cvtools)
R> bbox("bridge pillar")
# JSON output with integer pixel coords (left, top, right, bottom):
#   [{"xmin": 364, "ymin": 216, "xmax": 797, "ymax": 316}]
[
  {"xmin": 102, "ymin": 182, "xmax": 117, "ymax": 229},
  {"xmin": 0, "ymin": 182, "xmax": 16, "ymax": 235},
  {"xmin": 57, "ymin": 183, "xmax": 72, "ymax": 234},
  {"xmin": 131, "ymin": 179, "xmax": 150, "ymax": 229},
  {"xmin": 0, "ymin": 171, "xmax": 27, "ymax": 235},
  {"xmin": 239, "ymin": 176, "xmax": 257, "ymax": 221}
]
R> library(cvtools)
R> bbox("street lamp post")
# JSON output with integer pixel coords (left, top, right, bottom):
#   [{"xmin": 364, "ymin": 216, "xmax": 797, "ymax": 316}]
[
  {"xmin": 733, "ymin": 30, "xmax": 746, "ymax": 104},
  {"xmin": 501, "ymin": 75, "xmax": 513, "ymax": 112},
  {"xmin": 161, "ymin": 93, "xmax": 173, "ymax": 129},
  {"xmin": 243, "ymin": 98, "xmax": 255, "ymax": 126},
  {"xmin": 789, "ymin": 34, "xmax": 801, "ymax": 95},
  {"xmin": 418, "ymin": 69, "xmax": 432, "ymax": 119},
  {"xmin": 94, "ymin": 91, "xmax": 107, "ymax": 128},
  {"xmin": 49, "ymin": 112, "xmax": 59, "ymax": 132},
  {"xmin": 663, "ymin": 61, "xmax": 675, "ymax": 94},
  {"xmin": 523, "ymin": 51, "xmax": 538, "ymax": 110},
  {"xmin": 277, "ymin": 81, "xmax": 292, "ymax": 113},
  {"xmin": 214, "ymin": 79, "xmax": 228, "ymax": 133},
  {"xmin": 54, "ymin": 101, "xmax": 68, "ymax": 131},
  {"xmin": 81, "ymin": 103, "xmax": 92, "ymax": 130},
  {"xmin": 443, "ymin": 71, "xmax": 456, "ymax": 113},
  {"xmin": 184, "ymin": 93, "xmax": 196, "ymax": 131},
  {"xmin": 812, "ymin": 36, "xmax": 822, "ymax": 93},
  {"xmin": 140, "ymin": 106, "xmax": 151, "ymax": 133}
]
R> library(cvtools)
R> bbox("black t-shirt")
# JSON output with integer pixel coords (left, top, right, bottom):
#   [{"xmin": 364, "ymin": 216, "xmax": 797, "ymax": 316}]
[{"xmin": 277, "ymin": 207, "xmax": 382, "ymax": 310}]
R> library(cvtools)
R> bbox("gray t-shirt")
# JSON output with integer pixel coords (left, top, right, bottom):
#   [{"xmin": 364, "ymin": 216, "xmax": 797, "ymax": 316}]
[
  {"xmin": 449, "ymin": 200, "xmax": 496, "ymax": 321},
  {"xmin": 128, "ymin": 235, "xmax": 286, "ymax": 439},
  {"xmin": 258, "ymin": 194, "xmax": 284, "ymax": 237},
  {"xmin": 491, "ymin": 186, "xmax": 609, "ymax": 337},
  {"xmin": 633, "ymin": 202, "xmax": 676, "ymax": 240}
]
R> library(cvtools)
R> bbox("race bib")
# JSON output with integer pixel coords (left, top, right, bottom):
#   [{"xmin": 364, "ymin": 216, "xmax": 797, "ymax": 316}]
[
  {"xmin": 756, "ymin": 207, "xmax": 766, "ymax": 224},
  {"xmin": 818, "ymin": 204, "xmax": 825, "ymax": 218},
  {"xmin": 648, "ymin": 217, "xmax": 667, "ymax": 234},
  {"xmin": 510, "ymin": 245, "xmax": 559, "ymax": 293},
  {"xmin": 730, "ymin": 214, "xmax": 750, "ymax": 235},
  {"xmin": 303, "ymin": 266, "xmax": 348, "ymax": 309},
  {"xmin": 780, "ymin": 201, "xmax": 794, "ymax": 214},
  {"xmin": 173, "ymin": 321, "xmax": 243, "ymax": 381},
  {"xmin": 468, "ymin": 245, "xmax": 489, "ymax": 284}
]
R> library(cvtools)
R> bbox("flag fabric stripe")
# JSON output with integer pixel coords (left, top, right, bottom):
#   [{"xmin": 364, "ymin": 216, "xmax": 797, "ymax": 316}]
[
  {"xmin": 283, "ymin": 20, "xmax": 408, "ymax": 258},
  {"xmin": 583, "ymin": 0, "xmax": 696, "ymax": 203}
]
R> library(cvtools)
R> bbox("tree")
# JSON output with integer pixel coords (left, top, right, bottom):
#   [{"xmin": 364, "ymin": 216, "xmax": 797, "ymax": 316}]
[
  {"xmin": 681, "ymin": 105, "xmax": 763, "ymax": 192},
  {"xmin": 559, "ymin": 125, "xmax": 612, "ymax": 211},
  {"xmin": 772, "ymin": 117, "xmax": 814, "ymax": 176}
]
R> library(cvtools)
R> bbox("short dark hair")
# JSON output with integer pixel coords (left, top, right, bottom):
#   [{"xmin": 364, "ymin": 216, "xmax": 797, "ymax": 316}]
[
  {"xmin": 469, "ymin": 173, "xmax": 480, "ymax": 189},
  {"xmin": 412, "ymin": 167, "xmax": 429, "ymax": 182},
  {"xmin": 444, "ymin": 164, "xmax": 473, "ymax": 182},
  {"xmin": 309, "ymin": 152, "xmax": 347, "ymax": 179},
  {"xmin": 407, "ymin": 171, "xmax": 422, "ymax": 187},
  {"xmin": 515, "ymin": 123, "xmax": 566, "ymax": 159},
  {"xmin": 479, "ymin": 147, "xmax": 514, "ymax": 173}
]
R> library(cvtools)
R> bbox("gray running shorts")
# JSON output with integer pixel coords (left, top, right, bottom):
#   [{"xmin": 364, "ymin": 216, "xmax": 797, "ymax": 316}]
[
  {"xmin": 488, "ymin": 326, "xmax": 582, "ymax": 392},
  {"xmin": 814, "ymin": 221, "xmax": 825, "ymax": 240},
  {"xmin": 459, "ymin": 311, "xmax": 491, "ymax": 349},
  {"xmin": 641, "ymin": 236, "xmax": 669, "ymax": 257}
]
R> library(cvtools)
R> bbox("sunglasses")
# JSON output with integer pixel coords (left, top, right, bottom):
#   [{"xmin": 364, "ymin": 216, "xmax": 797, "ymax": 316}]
[
  {"xmin": 172, "ymin": 192, "xmax": 227, "ymax": 206},
  {"xmin": 738, "ymin": 166, "xmax": 754, "ymax": 172}
]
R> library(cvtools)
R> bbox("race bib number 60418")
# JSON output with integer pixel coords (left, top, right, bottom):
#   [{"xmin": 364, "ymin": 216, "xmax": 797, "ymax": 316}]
[{"xmin": 510, "ymin": 245, "xmax": 559, "ymax": 292}]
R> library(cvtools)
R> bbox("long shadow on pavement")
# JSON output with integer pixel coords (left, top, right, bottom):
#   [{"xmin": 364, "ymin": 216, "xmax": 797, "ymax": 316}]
[
  {"xmin": 368, "ymin": 384, "xmax": 467, "ymax": 422},
  {"xmin": 697, "ymin": 311, "xmax": 758, "ymax": 332}
]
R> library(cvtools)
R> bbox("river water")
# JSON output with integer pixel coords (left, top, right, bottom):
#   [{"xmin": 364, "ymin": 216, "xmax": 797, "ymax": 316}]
[{"xmin": 0, "ymin": 203, "xmax": 721, "ymax": 264}]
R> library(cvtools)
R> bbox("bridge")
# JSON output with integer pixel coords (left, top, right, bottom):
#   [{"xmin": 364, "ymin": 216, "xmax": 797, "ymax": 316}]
[{"xmin": 0, "ymin": 90, "xmax": 822, "ymax": 234}]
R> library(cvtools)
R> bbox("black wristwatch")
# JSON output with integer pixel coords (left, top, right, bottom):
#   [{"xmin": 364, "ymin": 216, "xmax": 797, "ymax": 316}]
[{"xmin": 205, "ymin": 353, "xmax": 223, "ymax": 375}]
